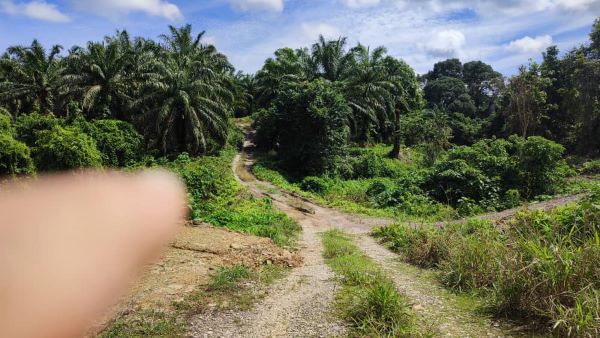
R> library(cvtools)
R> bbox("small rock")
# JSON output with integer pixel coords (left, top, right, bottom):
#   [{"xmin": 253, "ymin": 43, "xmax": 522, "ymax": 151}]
[
  {"xmin": 230, "ymin": 243, "xmax": 243, "ymax": 250},
  {"xmin": 412, "ymin": 304, "xmax": 424, "ymax": 311},
  {"xmin": 192, "ymin": 219, "xmax": 203, "ymax": 226}
]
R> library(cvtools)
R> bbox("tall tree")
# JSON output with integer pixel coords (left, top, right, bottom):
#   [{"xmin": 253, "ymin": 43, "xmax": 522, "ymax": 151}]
[
  {"xmin": 343, "ymin": 44, "xmax": 394, "ymax": 144},
  {"xmin": 64, "ymin": 32, "xmax": 137, "ymax": 119},
  {"xmin": 503, "ymin": 63, "xmax": 551, "ymax": 138},
  {"xmin": 382, "ymin": 57, "xmax": 422, "ymax": 158},
  {"xmin": 135, "ymin": 25, "xmax": 234, "ymax": 155},
  {"xmin": 424, "ymin": 58, "xmax": 463, "ymax": 82},
  {"xmin": 462, "ymin": 61, "xmax": 503, "ymax": 115},
  {"xmin": 0, "ymin": 40, "xmax": 64, "ymax": 115}
]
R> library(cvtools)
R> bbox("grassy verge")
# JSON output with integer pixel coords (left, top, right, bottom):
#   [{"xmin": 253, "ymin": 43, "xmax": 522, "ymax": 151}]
[
  {"xmin": 321, "ymin": 230, "xmax": 421, "ymax": 337},
  {"xmin": 169, "ymin": 149, "xmax": 300, "ymax": 247},
  {"xmin": 101, "ymin": 265, "xmax": 288, "ymax": 337},
  {"xmin": 372, "ymin": 188, "xmax": 600, "ymax": 336}
]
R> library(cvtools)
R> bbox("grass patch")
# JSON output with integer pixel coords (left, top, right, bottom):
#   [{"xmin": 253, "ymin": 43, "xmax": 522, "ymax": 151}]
[
  {"xmin": 373, "ymin": 189, "xmax": 600, "ymax": 336},
  {"xmin": 100, "ymin": 310, "xmax": 183, "ymax": 338},
  {"xmin": 322, "ymin": 229, "xmax": 421, "ymax": 337},
  {"xmin": 102, "ymin": 265, "xmax": 289, "ymax": 337},
  {"xmin": 169, "ymin": 149, "xmax": 301, "ymax": 247}
]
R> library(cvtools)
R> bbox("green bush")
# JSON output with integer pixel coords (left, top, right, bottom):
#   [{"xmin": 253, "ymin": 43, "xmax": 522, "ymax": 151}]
[
  {"xmin": 375, "ymin": 194, "xmax": 600, "ymax": 336},
  {"xmin": 85, "ymin": 119, "xmax": 143, "ymax": 167},
  {"xmin": 425, "ymin": 136, "xmax": 568, "ymax": 209},
  {"xmin": 300, "ymin": 176, "xmax": 331, "ymax": 194},
  {"xmin": 502, "ymin": 189, "xmax": 521, "ymax": 209},
  {"xmin": 33, "ymin": 125, "xmax": 103, "ymax": 171},
  {"xmin": 352, "ymin": 152, "xmax": 392, "ymax": 178},
  {"xmin": 0, "ymin": 113, "xmax": 12, "ymax": 133},
  {"xmin": 373, "ymin": 223, "xmax": 448, "ymax": 268},
  {"xmin": 171, "ymin": 150, "xmax": 300, "ymax": 246},
  {"xmin": 0, "ymin": 132, "xmax": 35, "ymax": 176},
  {"xmin": 581, "ymin": 160, "xmax": 600, "ymax": 175},
  {"xmin": 516, "ymin": 136, "xmax": 567, "ymax": 197},
  {"xmin": 256, "ymin": 79, "xmax": 350, "ymax": 176},
  {"xmin": 14, "ymin": 113, "xmax": 62, "ymax": 147},
  {"xmin": 424, "ymin": 159, "xmax": 500, "ymax": 207}
]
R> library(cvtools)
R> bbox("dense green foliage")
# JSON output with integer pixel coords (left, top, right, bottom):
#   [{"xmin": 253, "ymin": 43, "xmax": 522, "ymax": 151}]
[
  {"xmin": 167, "ymin": 150, "xmax": 300, "ymax": 246},
  {"xmin": 84, "ymin": 119, "xmax": 144, "ymax": 167},
  {"xmin": 255, "ymin": 80, "xmax": 350, "ymax": 175},
  {"xmin": 424, "ymin": 136, "xmax": 569, "ymax": 207},
  {"xmin": 373, "ymin": 189, "xmax": 600, "ymax": 336},
  {"xmin": 33, "ymin": 125, "xmax": 103, "ymax": 171},
  {"xmin": 252, "ymin": 36, "xmax": 422, "ymax": 167},
  {"xmin": 1, "ymin": 25, "xmax": 235, "ymax": 158},
  {"xmin": 0, "ymin": 132, "xmax": 35, "ymax": 176}
]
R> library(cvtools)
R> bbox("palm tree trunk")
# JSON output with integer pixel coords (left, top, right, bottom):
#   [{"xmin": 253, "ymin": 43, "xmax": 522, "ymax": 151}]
[{"xmin": 389, "ymin": 108, "xmax": 401, "ymax": 159}]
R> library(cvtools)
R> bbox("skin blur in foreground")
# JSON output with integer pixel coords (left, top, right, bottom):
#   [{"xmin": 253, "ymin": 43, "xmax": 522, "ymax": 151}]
[{"xmin": 0, "ymin": 171, "xmax": 187, "ymax": 338}]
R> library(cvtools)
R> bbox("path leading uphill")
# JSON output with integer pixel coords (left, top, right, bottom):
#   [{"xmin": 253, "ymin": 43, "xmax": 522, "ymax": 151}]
[{"xmin": 190, "ymin": 127, "xmax": 578, "ymax": 337}]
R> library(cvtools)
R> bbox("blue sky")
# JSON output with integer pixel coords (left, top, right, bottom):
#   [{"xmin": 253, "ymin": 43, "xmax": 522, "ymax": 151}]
[{"xmin": 1, "ymin": 0, "xmax": 598, "ymax": 75}]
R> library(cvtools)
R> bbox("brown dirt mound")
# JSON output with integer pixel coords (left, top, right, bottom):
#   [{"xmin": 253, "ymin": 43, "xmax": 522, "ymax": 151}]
[{"xmin": 90, "ymin": 224, "xmax": 301, "ymax": 335}]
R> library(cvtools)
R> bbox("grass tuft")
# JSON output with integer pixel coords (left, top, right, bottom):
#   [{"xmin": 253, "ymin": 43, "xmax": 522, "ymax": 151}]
[{"xmin": 322, "ymin": 229, "xmax": 421, "ymax": 337}]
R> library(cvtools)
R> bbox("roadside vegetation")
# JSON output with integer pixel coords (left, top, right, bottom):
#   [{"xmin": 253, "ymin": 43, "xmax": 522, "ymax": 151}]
[
  {"xmin": 373, "ymin": 188, "xmax": 600, "ymax": 336},
  {"xmin": 322, "ymin": 230, "xmax": 421, "ymax": 337}
]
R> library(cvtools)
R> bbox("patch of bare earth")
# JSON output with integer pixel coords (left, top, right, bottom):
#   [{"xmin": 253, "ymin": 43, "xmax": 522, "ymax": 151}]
[{"xmin": 90, "ymin": 224, "xmax": 300, "ymax": 336}]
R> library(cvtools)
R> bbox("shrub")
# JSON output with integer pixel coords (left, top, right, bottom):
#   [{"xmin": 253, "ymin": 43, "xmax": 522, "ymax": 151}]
[
  {"xmin": 33, "ymin": 125, "xmax": 102, "ymax": 171},
  {"xmin": 581, "ymin": 159, "xmax": 600, "ymax": 175},
  {"xmin": 366, "ymin": 180, "xmax": 391, "ymax": 198},
  {"xmin": 85, "ymin": 120, "xmax": 144, "ymax": 167},
  {"xmin": 456, "ymin": 197, "xmax": 484, "ymax": 217},
  {"xmin": 438, "ymin": 221, "xmax": 504, "ymax": 291},
  {"xmin": 352, "ymin": 152, "xmax": 392, "ymax": 178},
  {"xmin": 373, "ymin": 223, "xmax": 448, "ymax": 268},
  {"xmin": 14, "ymin": 113, "xmax": 62, "ymax": 147},
  {"xmin": 502, "ymin": 189, "xmax": 521, "ymax": 209},
  {"xmin": 0, "ymin": 133, "xmax": 35, "ymax": 176},
  {"xmin": 0, "ymin": 113, "xmax": 12, "ymax": 133},
  {"xmin": 516, "ymin": 136, "xmax": 567, "ymax": 198},
  {"xmin": 300, "ymin": 176, "xmax": 331, "ymax": 194},
  {"xmin": 423, "ymin": 159, "xmax": 500, "ymax": 207},
  {"xmin": 258, "ymin": 79, "xmax": 350, "ymax": 176},
  {"xmin": 376, "ymin": 194, "xmax": 600, "ymax": 336}
]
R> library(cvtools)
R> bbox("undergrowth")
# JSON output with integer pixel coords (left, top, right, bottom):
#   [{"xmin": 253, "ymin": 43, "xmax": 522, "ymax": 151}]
[
  {"xmin": 169, "ymin": 149, "xmax": 300, "ymax": 247},
  {"xmin": 321, "ymin": 229, "xmax": 422, "ymax": 337},
  {"xmin": 373, "ymin": 189, "xmax": 600, "ymax": 337},
  {"xmin": 253, "ymin": 150, "xmax": 457, "ymax": 222}
]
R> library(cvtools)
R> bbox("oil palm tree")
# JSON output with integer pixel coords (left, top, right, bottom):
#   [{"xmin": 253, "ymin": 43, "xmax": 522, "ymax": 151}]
[
  {"xmin": 135, "ymin": 25, "xmax": 234, "ymax": 155},
  {"xmin": 311, "ymin": 35, "xmax": 350, "ymax": 81},
  {"xmin": 343, "ymin": 44, "xmax": 396, "ymax": 144},
  {"xmin": 64, "ymin": 38, "xmax": 131, "ymax": 119},
  {"xmin": 0, "ymin": 40, "xmax": 64, "ymax": 115},
  {"xmin": 382, "ymin": 56, "xmax": 423, "ymax": 158},
  {"xmin": 64, "ymin": 31, "xmax": 156, "ymax": 120}
]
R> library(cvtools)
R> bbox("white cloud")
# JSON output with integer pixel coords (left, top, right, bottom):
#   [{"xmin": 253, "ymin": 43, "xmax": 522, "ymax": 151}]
[
  {"xmin": 72, "ymin": 0, "xmax": 182, "ymax": 21},
  {"xmin": 342, "ymin": 0, "xmax": 380, "ymax": 8},
  {"xmin": 302, "ymin": 23, "xmax": 341, "ymax": 40},
  {"xmin": 507, "ymin": 35, "xmax": 553, "ymax": 53},
  {"xmin": 1, "ymin": 0, "xmax": 70, "ymax": 22},
  {"xmin": 422, "ymin": 30, "xmax": 466, "ymax": 57},
  {"xmin": 229, "ymin": 0, "xmax": 284, "ymax": 12},
  {"xmin": 555, "ymin": 0, "xmax": 597, "ymax": 10}
]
